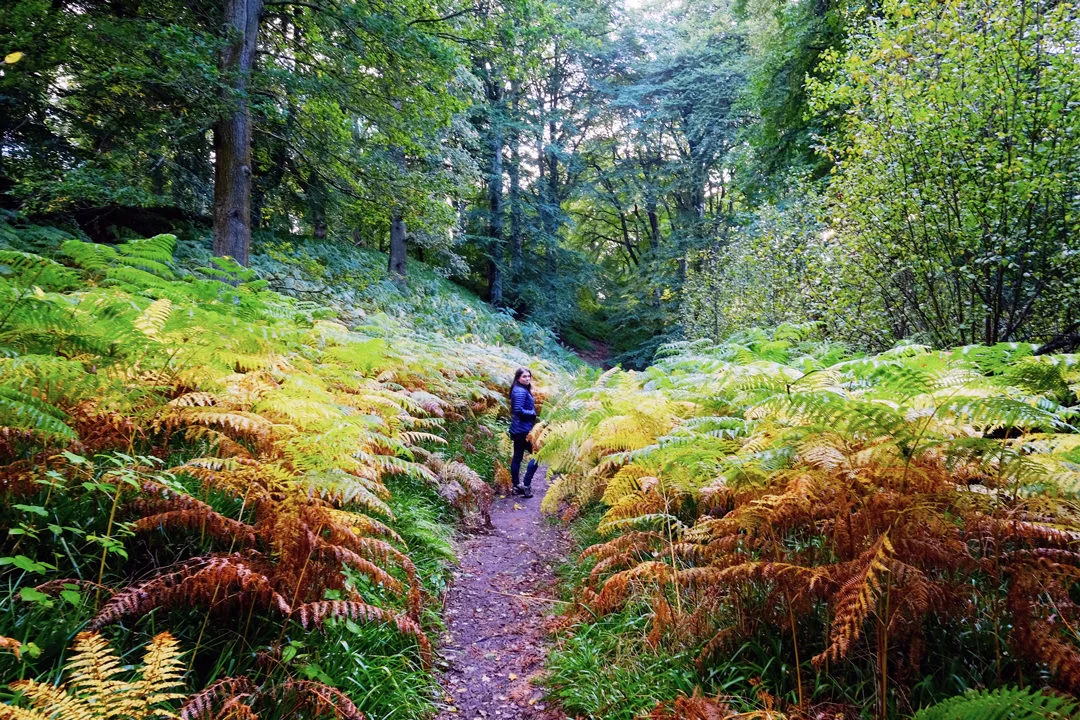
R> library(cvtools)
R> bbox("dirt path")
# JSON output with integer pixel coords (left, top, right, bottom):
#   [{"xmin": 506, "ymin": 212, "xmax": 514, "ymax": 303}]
[{"xmin": 436, "ymin": 467, "xmax": 569, "ymax": 720}]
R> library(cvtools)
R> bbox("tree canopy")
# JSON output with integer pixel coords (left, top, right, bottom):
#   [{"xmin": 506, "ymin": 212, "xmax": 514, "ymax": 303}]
[{"xmin": 2, "ymin": 0, "xmax": 1078, "ymax": 359}]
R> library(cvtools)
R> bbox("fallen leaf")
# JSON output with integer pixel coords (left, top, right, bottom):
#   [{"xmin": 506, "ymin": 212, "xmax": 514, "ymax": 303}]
[{"xmin": 508, "ymin": 673, "xmax": 518, "ymax": 680}]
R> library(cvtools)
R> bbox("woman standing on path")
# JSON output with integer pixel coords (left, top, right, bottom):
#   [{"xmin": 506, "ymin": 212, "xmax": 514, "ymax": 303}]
[{"xmin": 509, "ymin": 367, "xmax": 539, "ymax": 498}]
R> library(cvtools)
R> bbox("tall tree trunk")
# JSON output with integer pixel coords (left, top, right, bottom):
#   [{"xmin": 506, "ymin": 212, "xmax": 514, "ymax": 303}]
[
  {"xmin": 486, "ymin": 100, "xmax": 504, "ymax": 306},
  {"xmin": 213, "ymin": 0, "xmax": 262, "ymax": 266},
  {"xmin": 509, "ymin": 83, "xmax": 523, "ymax": 285},
  {"xmin": 509, "ymin": 143, "xmax": 523, "ymax": 277},
  {"xmin": 647, "ymin": 201, "xmax": 661, "ymax": 246},
  {"xmin": 389, "ymin": 213, "xmax": 407, "ymax": 281},
  {"xmin": 305, "ymin": 172, "xmax": 328, "ymax": 240},
  {"xmin": 387, "ymin": 147, "xmax": 408, "ymax": 284}
]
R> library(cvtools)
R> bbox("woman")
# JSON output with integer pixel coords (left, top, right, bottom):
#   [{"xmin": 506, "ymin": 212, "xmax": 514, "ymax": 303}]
[{"xmin": 508, "ymin": 367, "xmax": 539, "ymax": 498}]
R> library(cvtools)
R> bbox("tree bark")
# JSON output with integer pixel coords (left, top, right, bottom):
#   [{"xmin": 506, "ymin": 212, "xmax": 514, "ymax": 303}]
[
  {"xmin": 486, "ymin": 103, "xmax": 504, "ymax": 306},
  {"xmin": 389, "ymin": 212, "xmax": 407, "ymax": 281},
  {"xmin": 508, "ymin": 83, "xmax": 523, "ymax": 285},
  {"xmin": 305, "ymin": 172, "xmax": 328, "ymax": 239},
  {"xmin": 213, "ymin": 0, "xmax": 263, "ymax": 266},
  {"xmin": 387, "ymin": 147, "xmax": 408, "ymax": 284},
  {"xmin": 509, "ymin": 146, "xmax": 523, "ymax": 267}
]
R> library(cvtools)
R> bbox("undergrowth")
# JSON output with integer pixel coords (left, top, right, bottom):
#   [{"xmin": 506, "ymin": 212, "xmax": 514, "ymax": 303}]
[
  {"xmin": 0, "ymin": 219, "xmax": 570, "ymax": 718},
  {"xmin": 537, "ymin": 324, "xmax": 1080, "ymax": 719}
]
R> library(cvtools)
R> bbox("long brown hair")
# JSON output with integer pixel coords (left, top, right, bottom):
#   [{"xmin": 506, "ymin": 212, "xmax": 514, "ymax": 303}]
[{"xmin": 510, "ymin": 367, "xmax": 533, "ymax": 398}]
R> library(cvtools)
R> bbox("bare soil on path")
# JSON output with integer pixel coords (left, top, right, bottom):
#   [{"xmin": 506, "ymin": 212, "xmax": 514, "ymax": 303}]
[{"xmin": 436, "ymin": 467, "xmax": 569, "ymax": 720}]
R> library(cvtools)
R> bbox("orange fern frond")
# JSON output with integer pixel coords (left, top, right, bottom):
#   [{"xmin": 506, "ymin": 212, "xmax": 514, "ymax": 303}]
[
  {"xmin": 814, "ymin": 536, "xmax": 893, "ymax": 666},
  {"xmin": 315, "ymin": 540, "xmax": 405, "ymax": 596},
  {"xmin": 0, "ymin": 636, "xmax": 21, "ymax": 659},
  {"xmin": 180, "ymin": 677, "xmax": 256, "ymax": 720},
  {"xmin": 279, "ymin": 680, "xmax": 365, "ymax": 720},
  {"xmin": 90, "ymin": 555, "xmax": 291, "ymax": 629}
]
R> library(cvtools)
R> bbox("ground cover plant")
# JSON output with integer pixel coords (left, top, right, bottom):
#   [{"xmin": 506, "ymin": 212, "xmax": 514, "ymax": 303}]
[
  {"xmin": 537, "ymin": 325, "xmax": 1080, "ymax": 718},
  {"xmin": 0, "ymin": 222, "xmax": 566, "ymax": 718}
]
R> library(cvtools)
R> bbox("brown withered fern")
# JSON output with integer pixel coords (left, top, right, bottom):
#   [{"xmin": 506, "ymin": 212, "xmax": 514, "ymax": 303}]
[
  {"xmin": 179, "ymin": 676, "xmax": 366, "ymax": 720},
  {"xmin": 543, "ymin": 336, "xmax": 1080, "ymax": 712}
]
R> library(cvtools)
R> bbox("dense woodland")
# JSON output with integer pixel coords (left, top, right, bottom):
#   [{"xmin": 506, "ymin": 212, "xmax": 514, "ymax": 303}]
[{"xmin": 2, "ymin": 0, "xmax": 1080, "ymax": 717}]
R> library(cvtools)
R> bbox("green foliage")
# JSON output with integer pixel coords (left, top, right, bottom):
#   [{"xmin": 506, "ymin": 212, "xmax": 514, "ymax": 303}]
[
  {"xmin": 732, "ymin": 0, "xmax": 865, "ymax": 197},
  {"xmin": 545, "ymin": 607, "xmax": 699, "ymax": 720},
  {"xmin": 538, "ymin": 325, "xmax": 1080, "ymax": 716},
  {"xmin": 913, "ymin": 687, "xmax": 1080, "ymax": 720},
  {"xmin": 681, "ymin": 189, "xmax": 842, "ymax": 343},
  {"xmin": 808, "ymin": 0, "xmax": 1080, "ymax": 347},
  {"xmin": 0, "ymin": 225, "xmax": 570, "ymax": 717}
]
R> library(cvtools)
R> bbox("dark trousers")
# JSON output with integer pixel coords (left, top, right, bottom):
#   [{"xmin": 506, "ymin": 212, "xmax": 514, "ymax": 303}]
[{"xmin": 510, "ymin": 432, "xmax": 538, "ymax": 488}]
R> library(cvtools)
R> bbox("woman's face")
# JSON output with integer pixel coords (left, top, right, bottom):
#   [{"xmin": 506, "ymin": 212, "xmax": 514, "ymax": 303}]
[{"xmin": 519, "ymin": 371, "xmax": 532, "ymax": 387}]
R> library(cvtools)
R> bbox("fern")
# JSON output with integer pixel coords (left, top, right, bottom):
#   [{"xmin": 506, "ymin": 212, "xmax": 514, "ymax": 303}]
[
  {"xmin": 0, "ymin": 386, "xmax": 77, "ymax": 441},
  {"xmin": 913, "ymin": 687, "xmax": 1080, "ymax": 720},
  {"xmin": 2, "ymin": 632, "xmax": 184, "ymax": 720},
  {"xmin": 542, "ymin": 329, "xmax": 1080, "ymax": 710}
]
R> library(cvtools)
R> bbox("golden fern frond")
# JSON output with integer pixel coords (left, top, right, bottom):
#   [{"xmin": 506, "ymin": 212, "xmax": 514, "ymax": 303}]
[
  {"xmin": 399, "ymin": 430, "xmax": 446, "ymax": 447},
  {"xmin": 63, "ymin": 631, "xmax": 129, "ymax": 711},
  {"xmin": 136, "ymin": 632, "xmax": 186, "ymax": 712},
  {"xmin": 600, "ymin": 464, "xmax": 654, "ymax": 506},
  {"xmin": 304, "ymin": 470, "xmax": 394, "ymax": 519},
  {"xmin": 134, "ymin": 299, "xmax": 173, "ymax": 339},
  {"xmin": 324, "ymin": 508, "xmax": 404, "ymax": 545},
  {"xmin": 0, "ymin": 636, "xmax": 21, "ymax": 660},
  {"xmin": 814, "ymin": 536, "xmax": 893, "ymax": 666},
  {"xmin": 5, "ymin": 631, "xmax": 186, "ymax": 720},
  {"xmin": 597, "ymin": 488, "xmax": 670, "ymax": 534},
  {"xmin": 167, "ymin": 392, "xmax": 217, "ymax": 408},
  {"xmin": 4, "ymin": 680, "xmax": 95, "ymax": 720},
  {"xmin": 191, "ymin": 409, "xmax": 275, "ymax": 441},
  {"xmin": 251, "ymin": 395, "xmax": 344, "ymax": 426}
]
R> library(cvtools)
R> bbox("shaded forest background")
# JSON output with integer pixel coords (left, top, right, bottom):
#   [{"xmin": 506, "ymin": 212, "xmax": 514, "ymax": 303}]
[{"xmin": 3, "ymin": 0, "xmax": 1079, "ymax": 365}]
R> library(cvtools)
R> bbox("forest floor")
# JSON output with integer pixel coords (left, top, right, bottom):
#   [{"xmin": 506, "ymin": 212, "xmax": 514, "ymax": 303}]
[
  {"xmin": 572, "ymin": 340, "xmax": 613, "ymax": 369},
  {"xmin": 436, "ymin": 466, "xmax": 570, "ymax": 720}
]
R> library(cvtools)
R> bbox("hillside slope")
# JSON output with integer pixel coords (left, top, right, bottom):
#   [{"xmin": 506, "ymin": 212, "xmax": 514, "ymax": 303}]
[{"xmin": 0, "ymin": 219, "xmax": 574, "ymax": 719}]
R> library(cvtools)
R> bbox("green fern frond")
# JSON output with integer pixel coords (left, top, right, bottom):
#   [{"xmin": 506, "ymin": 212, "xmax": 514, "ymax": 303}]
[
  {"xmin": 913, "ymin": 687, "xmax": 1080, "ymax": 720},
  {"xmin": 0, "ymin": 385, "xmax": 77, "ymax": 441}
]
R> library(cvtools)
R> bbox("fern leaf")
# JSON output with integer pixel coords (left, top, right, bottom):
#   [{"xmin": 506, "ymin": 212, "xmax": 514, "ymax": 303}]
[
  {"xmin": 5, "ymin": 680, "xmax": 95, "ymax": 720},
  {"xmin": 0, "ymin": 386, "xmax": 77, "ymax": 441},
  {"xmin": 913, "ymin": 686, "xmax": 1080, "ymax": 720},
  {"xmin": 279, "ymin": 680, "xmax": 366, "ymax": 720},
  {"xmin": 179, "ymin": 677, "xmax": 256, "ymax": 720}
]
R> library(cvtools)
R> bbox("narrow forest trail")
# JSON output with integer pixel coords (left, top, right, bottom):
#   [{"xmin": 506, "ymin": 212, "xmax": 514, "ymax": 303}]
[{"xmin": 436, "ymin": 466, "xmax": 570, "ymax": 720}]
